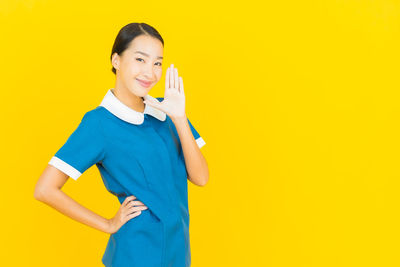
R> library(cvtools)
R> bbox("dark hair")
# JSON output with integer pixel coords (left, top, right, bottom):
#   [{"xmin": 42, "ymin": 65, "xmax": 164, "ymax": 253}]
[{"xmin": 110, "ymin": 23, "xmax": 164, "ymax": 75}]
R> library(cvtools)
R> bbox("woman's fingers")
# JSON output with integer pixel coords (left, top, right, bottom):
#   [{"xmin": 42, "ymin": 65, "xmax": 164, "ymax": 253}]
[
  {"xmin": 127, "ymin": 205, "xmax": 148, "ymax": 214},
  {"xmin": 166, "ymin": 64, "xmax": 182, "ymax": 91},
  {"xmin": 170, "ymin": 64, "xmax": 174, "ymax": 88},
  {"xmin": 126, "ymin": 200, "xmax": 145, "ymax": 207},
  {"xmin": 123, "ymin": 195, "xmax": 137, "ymax": 207},
  {"xmin": 125, "ymin": 199, "xmax": 148, "ymax": 213},
  {"xmin": 179, "ymin": 77, "xmax": 184, "ymax": 95},
  {"xmin": 126, "ymin": 210, "xmax": 142, "ymax": 220},
  {"xmin": 165, "ymin": 67, "xmax": 170, "ymax": 91},
  {"xmin": 174, "ymin": 67, "xmax": 179, "ymax": 90},
  {"xmin": 110, "ymin": 195, "xmax": 149, "ymax": 232},
  {"xmin": 126, "ymin": 200, "xmax": 147, "ymax": 208},
  {"xmin": 123, "ymin": 196, "xmax": 147, "ymax": 211},
  {"xmin": 124, "ymin": 203, "xmax": 147, "ymax": 222}
]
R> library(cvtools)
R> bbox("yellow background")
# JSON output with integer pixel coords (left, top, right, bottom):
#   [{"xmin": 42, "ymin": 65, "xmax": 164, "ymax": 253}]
[{"xmin": 1, "ymin": 0, "xmax": 399, "ymax": 266}]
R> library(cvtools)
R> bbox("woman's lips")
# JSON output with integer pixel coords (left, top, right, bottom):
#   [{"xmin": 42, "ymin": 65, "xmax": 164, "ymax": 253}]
[{"xmin": 136, "ymin": 78, "xmax": 152, "ymax": 88}]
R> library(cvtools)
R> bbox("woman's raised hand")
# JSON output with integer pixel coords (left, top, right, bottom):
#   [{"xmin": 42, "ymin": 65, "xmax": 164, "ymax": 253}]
[
  {"xmin": 107, "ymin": 195, "xmax": 148, "ymax": 234},
  {"xmin": 143, "ymin": 63, "xmax": 186, "ymax": 120}
]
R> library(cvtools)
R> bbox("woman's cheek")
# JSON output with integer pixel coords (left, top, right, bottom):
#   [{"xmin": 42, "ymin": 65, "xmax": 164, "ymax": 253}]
[{"xmin": 155, "ymin": 69, "xmax": 162, "ymax": 80}]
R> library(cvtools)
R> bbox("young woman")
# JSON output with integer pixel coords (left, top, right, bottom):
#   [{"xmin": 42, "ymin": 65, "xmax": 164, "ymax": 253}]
[{"xmin": 34, "ymin": 22, "xmax": 209, "ymax": 267}]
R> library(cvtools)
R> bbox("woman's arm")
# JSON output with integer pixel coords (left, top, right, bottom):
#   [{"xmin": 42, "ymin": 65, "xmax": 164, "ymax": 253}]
[
  {"xmin": 143, "ymin": 64, "xmax": 209, "ymax": 186},
  {"xmin": 34, "ymin": 165, "xmax": 148, "ymax": 233},
  {"xmin": 34, "ymin": 164, "xmax": 112, "ymax": 233},
  {"xmin": 172, "ymin": 115, "xmax": 209, "ymax": 186}
]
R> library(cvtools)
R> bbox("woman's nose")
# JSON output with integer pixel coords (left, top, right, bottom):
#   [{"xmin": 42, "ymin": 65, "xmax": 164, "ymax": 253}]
[{"xmin": 142, "ymin": 65, "xmax": 156, "ymax": 80}]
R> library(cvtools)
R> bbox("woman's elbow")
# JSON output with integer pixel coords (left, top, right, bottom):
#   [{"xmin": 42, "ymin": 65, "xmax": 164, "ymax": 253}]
[
  {"xmin": 34, "ymin": 183, "xmax": 46, "ymax": 201},
  {"xmin": 34, "ymin": 164, "xmax": 69, "ymax": 201}
]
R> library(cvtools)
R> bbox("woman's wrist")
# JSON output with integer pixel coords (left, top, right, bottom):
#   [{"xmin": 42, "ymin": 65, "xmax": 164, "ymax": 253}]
[
  {"xmin": 171, "ymin": 114, "xmax": 187, "ymax": 124},
  {"xmin": 104, "ymin": 217, "xmax": 115, "ymax": 234}
]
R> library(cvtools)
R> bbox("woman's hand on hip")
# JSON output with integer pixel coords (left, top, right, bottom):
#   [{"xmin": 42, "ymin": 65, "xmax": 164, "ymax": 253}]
[{"xmin": 107, "ymin": 195, "xmax": 148, "ymax": 234}]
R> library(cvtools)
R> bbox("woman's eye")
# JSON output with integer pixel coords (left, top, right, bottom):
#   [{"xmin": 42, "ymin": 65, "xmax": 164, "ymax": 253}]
[{"xmin": 136, "ymin": 58, "xmax": 161, "ymax": 66}]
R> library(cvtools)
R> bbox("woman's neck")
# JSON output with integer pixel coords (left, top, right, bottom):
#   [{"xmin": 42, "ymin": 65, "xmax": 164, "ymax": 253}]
[{"xmin": 111, "ymin": 87, "xmax": 145, "ymax": 113}]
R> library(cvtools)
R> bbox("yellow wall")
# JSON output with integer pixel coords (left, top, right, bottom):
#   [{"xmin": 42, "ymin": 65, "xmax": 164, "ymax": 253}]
[{"xmin": 1, "ymin": 0, "xmax": 399, "ymax": 266}]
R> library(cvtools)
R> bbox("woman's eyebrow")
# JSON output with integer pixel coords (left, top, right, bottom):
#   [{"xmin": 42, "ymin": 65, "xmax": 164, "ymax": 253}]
[{"xmin": 134, "ymin": 51, "xmax": 163, "ymax": 59}]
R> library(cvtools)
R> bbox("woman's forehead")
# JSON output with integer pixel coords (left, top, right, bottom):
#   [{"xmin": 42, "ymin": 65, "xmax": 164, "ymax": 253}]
[{"xmin": 128, "ymin": 36, "xmax": 163, "ymax": 55}]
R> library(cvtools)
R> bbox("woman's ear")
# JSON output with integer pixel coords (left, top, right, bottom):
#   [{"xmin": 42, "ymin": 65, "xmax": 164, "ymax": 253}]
[{"xmin": 112, "ymin": 53, "xmax": 120, "ymax": 71}]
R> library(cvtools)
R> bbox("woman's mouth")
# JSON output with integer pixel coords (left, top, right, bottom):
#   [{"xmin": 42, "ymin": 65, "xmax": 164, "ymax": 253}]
[{"xmin": 136, "ymin": 78, "xmax": 152, "ymax": 88}]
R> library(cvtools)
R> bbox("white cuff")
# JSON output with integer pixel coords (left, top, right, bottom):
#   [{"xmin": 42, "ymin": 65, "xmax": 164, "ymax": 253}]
[
  {"xmin": 196, "ymin": 137, "xmax": 206, "ymax": 148},
  {"xmin": 48, "ymin": 156, "xmax": 81, "ymax": 180}
]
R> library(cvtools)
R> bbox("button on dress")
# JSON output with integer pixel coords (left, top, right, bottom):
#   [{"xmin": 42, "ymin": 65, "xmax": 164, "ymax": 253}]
[{"xmin": 48, "ymin": 88, "xmax": 206, "ymax": 267}]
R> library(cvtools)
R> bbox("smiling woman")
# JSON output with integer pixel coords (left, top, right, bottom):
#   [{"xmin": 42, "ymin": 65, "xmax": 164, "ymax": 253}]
[
  {"xmin": 110, "ymin": 23, "xmax": 164, "ymax": 75},
  {"xmin": 34, "ymin": 22, "xmax": 209, "ymax": 267},
  {"xmin": 110, "ymin": 24, "xmax": 165, "ymax": 107}
]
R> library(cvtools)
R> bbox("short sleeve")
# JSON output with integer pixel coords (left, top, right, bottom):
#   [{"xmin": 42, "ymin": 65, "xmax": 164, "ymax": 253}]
[
  {"xmin": 48, "ymin": 111, "xmax": 105, "ymax": 180},
  {"xmin": 187, "ymin": 118, "xmax": 206, "ymax": 149},
  {"xmin": 156, "ymin": 97, "xmax": 206, "ymax": 149}
]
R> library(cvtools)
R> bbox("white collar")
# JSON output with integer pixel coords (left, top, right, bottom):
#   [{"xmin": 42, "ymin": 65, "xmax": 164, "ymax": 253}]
[{"xmin": 99, "ymin": 88, "xmax": 166, "ymax": 125}]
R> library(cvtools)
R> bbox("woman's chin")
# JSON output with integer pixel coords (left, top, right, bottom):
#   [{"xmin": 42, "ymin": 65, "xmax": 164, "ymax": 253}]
[{"xmin": 127, "ymin": 86, "xmax": 149, "ymax": 97}]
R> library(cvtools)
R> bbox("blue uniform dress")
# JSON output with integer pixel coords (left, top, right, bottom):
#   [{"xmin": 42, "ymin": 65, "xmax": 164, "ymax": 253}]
[{"xmin": 48, "ymin": 88, "xmax": 206, "ymax": 267}]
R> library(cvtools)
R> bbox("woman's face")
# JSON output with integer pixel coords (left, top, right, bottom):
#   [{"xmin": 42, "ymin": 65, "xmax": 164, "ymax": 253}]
[{"xmin": 112, "ymin": 34, "xmax": 164, "ymax": 97}]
